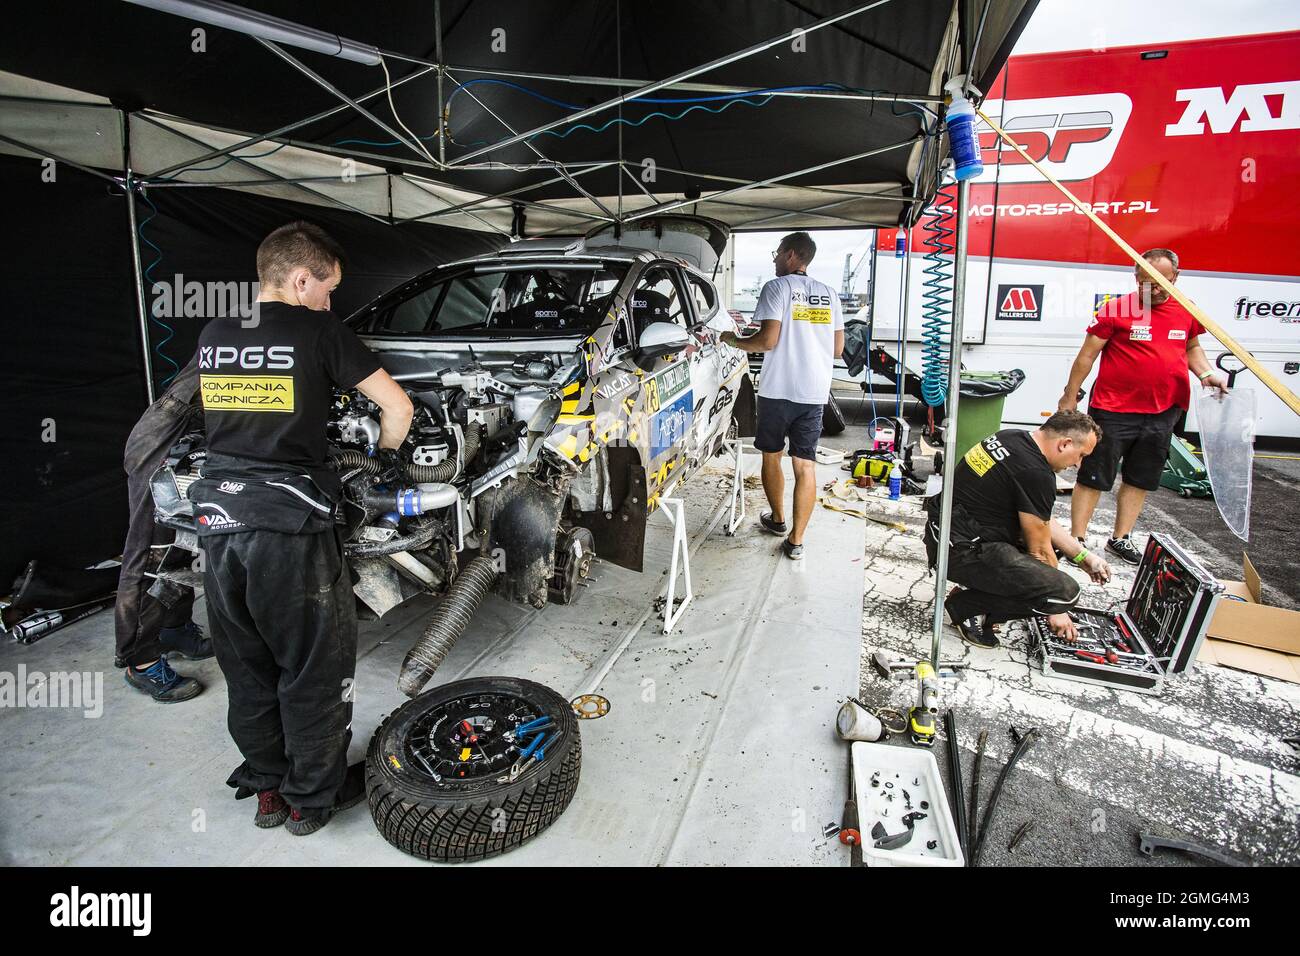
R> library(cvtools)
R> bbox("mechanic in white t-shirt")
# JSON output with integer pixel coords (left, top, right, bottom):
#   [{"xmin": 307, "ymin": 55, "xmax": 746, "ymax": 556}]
[{"xmin": 722, "ymin": 231, "xmax": 844, "ymax": 560}]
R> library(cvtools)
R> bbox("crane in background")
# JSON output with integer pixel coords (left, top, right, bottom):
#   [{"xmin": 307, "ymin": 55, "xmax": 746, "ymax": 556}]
[{"xmin": 840, "ymin": 236, "xmax": 875, "ymax": 315}]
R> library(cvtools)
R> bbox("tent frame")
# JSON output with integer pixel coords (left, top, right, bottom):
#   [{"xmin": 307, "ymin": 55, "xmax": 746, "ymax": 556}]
[{"xmin": 3, "ymin": 0, "xmax": 998, "ymax": 696}]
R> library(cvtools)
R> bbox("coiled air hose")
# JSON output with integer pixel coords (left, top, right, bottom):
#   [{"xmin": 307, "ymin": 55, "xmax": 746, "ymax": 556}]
[
  {"xmin": 397, "ymin": 553, "xmax": 499, "ymax": 697},
  {"xmin": 919, "ymin": 182, "xmax": 957, "ymax": 408},
  {"xmin": 330, "ymin": 423, "xmax": 482, "ymax": 484},
  {"xmin": 405, "ymin": 423, "xmax": 480, "ymax": 483},
  {"xmin": 331, "ymin": 449, "xmax": 381, "ymax": 474}
]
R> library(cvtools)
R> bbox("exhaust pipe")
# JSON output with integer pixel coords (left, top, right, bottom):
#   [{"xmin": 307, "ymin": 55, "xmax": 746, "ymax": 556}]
[{"xmin": 397, "ymin": 554, "xmax": 499, "ymax": 697}]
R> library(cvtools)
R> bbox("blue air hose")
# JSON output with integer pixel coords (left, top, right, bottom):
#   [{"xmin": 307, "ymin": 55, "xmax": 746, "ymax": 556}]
[{"xmin": 918, "ymin": 183, "xmax": 956, "ymax": 407}]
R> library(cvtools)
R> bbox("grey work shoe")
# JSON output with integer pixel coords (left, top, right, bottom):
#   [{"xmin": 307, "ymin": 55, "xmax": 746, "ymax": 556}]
[
  {"xmin": 781, "ymin": 537, "xmax": 804, "ymax": 560},
  {"xmin": 285, "ymin": 763, "xmax": 367, "ymax": 837},
  {"xmin": 944, "ymin": 588, "xmax": 998, "ymax": 649},
  {"xmin": 254, "ymin": 790, "xmax": 291, "ymax": 829},
  {"xmin": 124, "ymin": 658, "xmax": 203, "ymax": 703},
  {"xmin": 760, "ymin": 512, "xmax": 788, "ymax": 536},
  {"xmin": 1106, "ymin": 535, "xmax": 1142, "ymax": 565}
]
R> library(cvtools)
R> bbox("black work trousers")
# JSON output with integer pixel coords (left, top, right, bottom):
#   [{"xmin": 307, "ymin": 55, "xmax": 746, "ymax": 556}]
[
  {"xmin": 202, "ymin": 529, "xmax": 357, "ymax": 810},
  {"xmin": 927, "ymin": 535, "xmax": 1081, "ymax": 625}
]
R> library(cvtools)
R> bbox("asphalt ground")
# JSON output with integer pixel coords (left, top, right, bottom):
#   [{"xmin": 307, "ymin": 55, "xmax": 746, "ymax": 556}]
[{"xmin": 829, "ymin": 388, "xmax": 1299, "ymax": 867}]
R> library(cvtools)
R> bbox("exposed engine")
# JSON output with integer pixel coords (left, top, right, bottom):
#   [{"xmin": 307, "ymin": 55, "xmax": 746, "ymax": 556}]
[{"xmin": 150, "ymin": 360, "xmax": 585, "ymax": 698}]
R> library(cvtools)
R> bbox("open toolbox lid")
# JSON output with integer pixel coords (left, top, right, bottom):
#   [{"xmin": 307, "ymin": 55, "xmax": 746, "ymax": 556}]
[{"xmin": 1122, "ymin": 533, "xmax": 1224, "ymax": 674}]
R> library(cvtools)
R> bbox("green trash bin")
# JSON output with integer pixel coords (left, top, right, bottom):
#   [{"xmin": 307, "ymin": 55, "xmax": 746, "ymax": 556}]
[{"xmin": 952, "ymin": 369, "xmax": 1026, "ymax": 458}]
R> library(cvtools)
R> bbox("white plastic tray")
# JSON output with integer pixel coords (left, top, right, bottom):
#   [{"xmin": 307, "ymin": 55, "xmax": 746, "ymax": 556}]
[{"xmin": 851, "ymin": 741, "xmax": 964, "ymax": 867}]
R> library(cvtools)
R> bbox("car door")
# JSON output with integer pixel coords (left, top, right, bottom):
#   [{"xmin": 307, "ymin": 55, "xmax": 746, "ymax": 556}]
[
  {"xmin": 623, "ymin": 264, "xmax": 697, "ymax": 504},
  {"xmin": 680, "ymin": 268, "xmax": 734, "ymax": 459}
]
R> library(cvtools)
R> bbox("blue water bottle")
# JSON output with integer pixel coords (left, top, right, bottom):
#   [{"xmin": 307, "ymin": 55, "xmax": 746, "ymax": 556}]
[
  {"xmin": 889, "ymin": 461, "xmax": 902, "ymax": 500},
  {"xmin": 894, "ymin": 229, "xmax": 907, "ymax": 258},
  {"xmin": 944, "ymin": 78, "xmax": 985, "ymax": 182}
]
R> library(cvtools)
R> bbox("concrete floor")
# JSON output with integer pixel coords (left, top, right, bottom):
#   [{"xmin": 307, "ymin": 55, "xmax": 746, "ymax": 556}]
[
  {"xmin": 0, "ymin": 455, "xmax": 865, "ymax": 866},
  {"xmin": 3, "ymin": 390, "xmax": 1296, "ymax": 867},
  {"xmin": 831, "ymin": 388, "xmax": 1300, "ymax": 867}
]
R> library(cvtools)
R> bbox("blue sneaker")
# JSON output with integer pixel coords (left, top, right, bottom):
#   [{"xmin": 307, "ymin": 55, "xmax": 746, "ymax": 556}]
[
  {"xmin": 124, "ymin": 658, "xmax": 203, "ymax": 703},
  {"xmin": 160, "ymin": 620, "xmax": 214, "ymax": 661}
]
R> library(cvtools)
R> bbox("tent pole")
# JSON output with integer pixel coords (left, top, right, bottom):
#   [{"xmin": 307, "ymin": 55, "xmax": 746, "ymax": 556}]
[
  {"xmin": 120, "ymin": 109, "xmax": 155, "ymax": 405},
  {"xmin": 622, "ymin": 136, "xmax": 919, "ymax": 224},
  {"xmin": 445, "ymin": 0, "xmax": 898, "ymax": 166},
  {"xmin": 896, "ymin": 222, "xmax": 914, "ymax": 414},
  {"xmin": 928, "ymin": 177, "xmax": 970, "ymax": 668},
  {"xmin": 435, "ymin": 0, "xmax": 446, "ymax": 166}
]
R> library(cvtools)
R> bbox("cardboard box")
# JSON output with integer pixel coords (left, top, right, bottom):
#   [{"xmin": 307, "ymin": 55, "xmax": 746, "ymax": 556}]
[{"xmin": 1201, "ymin": 554, "xmax": 1300, "ymax": 683}]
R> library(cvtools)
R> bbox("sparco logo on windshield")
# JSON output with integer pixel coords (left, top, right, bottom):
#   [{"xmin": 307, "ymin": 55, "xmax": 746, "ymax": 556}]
[
  {"xmin": 974, "ymin": 93, "xmax": 1132, "ymax": 184},
  {"xmin": 1165, "ymin": 81, "xmax": 1300, "ymax": 136}
]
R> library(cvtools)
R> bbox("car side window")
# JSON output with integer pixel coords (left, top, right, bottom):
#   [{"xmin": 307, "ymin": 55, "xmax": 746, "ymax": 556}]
[
  {"xmin": 629, "ymin": 267, "xmax": 688, "ymax": 337},
  {"xmin": 686, "ymin": 274, "xmax": 717, "ymax": 325}
]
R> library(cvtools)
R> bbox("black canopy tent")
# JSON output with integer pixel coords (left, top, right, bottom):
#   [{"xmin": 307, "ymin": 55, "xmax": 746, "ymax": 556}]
[
  {"xmin": 1, "ymin": 0, "xmax": 1037, "ymax": 662},
  {"xmin": 2, "ymin": 0, "xmax": 1036, "ymax": 232}
]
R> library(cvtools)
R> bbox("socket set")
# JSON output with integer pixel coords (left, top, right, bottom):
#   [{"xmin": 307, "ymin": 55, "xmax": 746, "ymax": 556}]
[{"xmin": 1029, "ymin": 533, "xmax": 1223, "ymax": 695}]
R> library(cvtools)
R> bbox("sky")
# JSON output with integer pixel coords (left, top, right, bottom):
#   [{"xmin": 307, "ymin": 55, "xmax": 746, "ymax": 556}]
[{"xmin": 731, "ymin": 0, "xmax": 1299, "ymax": 301}]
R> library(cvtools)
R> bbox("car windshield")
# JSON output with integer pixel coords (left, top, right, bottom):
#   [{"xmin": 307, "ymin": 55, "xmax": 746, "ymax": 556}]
[{"xmin": 356, "ymin": 262, "xmax": 628, "ymax": 337}]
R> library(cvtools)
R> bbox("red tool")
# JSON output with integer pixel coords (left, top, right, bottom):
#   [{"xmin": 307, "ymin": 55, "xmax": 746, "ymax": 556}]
[{"xmin": 1075, "ymin": 649, "xmax": 1117, "ymax": 665}]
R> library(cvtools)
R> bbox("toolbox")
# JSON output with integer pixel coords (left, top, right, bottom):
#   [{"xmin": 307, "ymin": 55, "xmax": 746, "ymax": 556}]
[{"xmin": 1028, "ymin": 533, "xmax": 1224, "ymax": 695}]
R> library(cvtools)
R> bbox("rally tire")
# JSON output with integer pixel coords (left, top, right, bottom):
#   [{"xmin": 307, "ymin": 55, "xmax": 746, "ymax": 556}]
[{"xmin": 365, "ymin": 676, "xmax": 581, "ymax": 863}]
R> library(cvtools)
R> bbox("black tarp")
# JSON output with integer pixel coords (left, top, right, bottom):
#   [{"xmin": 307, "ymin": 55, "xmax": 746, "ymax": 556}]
[{"xmin": 1, "ymin": 152, "xmax": 500, "ymax": 585}]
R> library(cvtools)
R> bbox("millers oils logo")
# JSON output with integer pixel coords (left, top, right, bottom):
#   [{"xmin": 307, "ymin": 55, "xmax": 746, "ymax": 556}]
[
  {"xmin": 995, "ymin": 284, "xmax": 1044, "ymax": 321},
  {"xmin": 974, "ymin": 93, "xmax": 1132, "ymax": 184}
]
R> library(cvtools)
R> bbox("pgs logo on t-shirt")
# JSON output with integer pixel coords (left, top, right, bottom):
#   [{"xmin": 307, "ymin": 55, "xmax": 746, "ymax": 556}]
[
  {"xmin": 790, "ymin": 290, "xmax": 834, "ymax": 325},
  {"xmin": 199, "ymin": 345, "xmax": 298, "ymax": 413},
  {"xmin": 964, "ymin": 434, "xmax": 1011, "ymax": 476}
]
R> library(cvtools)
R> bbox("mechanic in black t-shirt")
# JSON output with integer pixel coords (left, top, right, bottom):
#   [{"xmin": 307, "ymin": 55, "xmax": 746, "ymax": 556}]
[
  {"xmin": 924, "ymin": 411, "xmax": 1112, "ymax": 648},
  {"xmin": 191, "ymin": 222, "xmax": 412, "ymax": 836}
]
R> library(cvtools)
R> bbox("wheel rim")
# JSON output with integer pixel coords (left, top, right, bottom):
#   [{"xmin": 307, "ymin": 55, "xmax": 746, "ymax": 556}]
[{"xmin": 404, "ymin": 691, "xmax": 551, "ymax": 784}]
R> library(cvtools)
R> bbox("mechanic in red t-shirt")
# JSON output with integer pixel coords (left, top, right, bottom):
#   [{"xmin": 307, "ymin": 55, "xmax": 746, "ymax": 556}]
[{"xmin": 1058, "ymin": 249, "xmax": 1228, "ymax": 564}]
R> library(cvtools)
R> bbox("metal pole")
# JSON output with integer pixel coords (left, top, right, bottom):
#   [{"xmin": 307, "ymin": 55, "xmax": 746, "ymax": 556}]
[
  {"xmin": 256, "ymin": 39, "xmax": 433, "ymax": 164},
  {"xmin": 928, "ymin": 178, "xmax": 970, "ymax": 667},
  {"xmin": 896, "ymin": 223, "xmax": 913, "ymax": 414},
  {"xmin": 446, "ymin": 0, "xmax": 897, "ymax": 166},
  {"xmin": 622, "ymin": 137, "xmax": 919, "ymax": 224},
  {"xmin": 120, "ymin": 109, "xmax": 156, "ymax": 405},
  {"xmin": 435, "ymin": 0, "xmax": 446, "ymax": 167}
]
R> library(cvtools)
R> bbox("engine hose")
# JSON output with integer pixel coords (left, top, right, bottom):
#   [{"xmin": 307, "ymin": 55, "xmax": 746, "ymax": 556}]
[
  {"xmin": 397, "ymin": 553, "xmax": 499, "ymax": 697},
  {"xmin": 404, "ymin": 423, "xmax": 481, "ymax": 483},
  {"xmin": 331, "ymin": 449, "xmax": 381, "ymax": 474},
  {"xmin": 345, "ymin": 518, "xmax": 442, "ymax": 558},
  {"xmin": 971, "ymin": 727, "xmax": 1040, "ymax": 866},
  {"xmin": 919, "ymin": 182, "xmax": 957, "ymax": 407}
]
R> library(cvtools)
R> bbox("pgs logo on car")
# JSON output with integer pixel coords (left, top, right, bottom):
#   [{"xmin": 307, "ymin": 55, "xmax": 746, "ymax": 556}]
[{"xmin": 974, "ymin": 93, "xmax": 1132, "ymax": 184}]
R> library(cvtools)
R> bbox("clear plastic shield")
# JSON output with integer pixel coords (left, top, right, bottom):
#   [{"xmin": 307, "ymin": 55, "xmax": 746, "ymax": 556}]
[{"xmin": 1194, "ymin": 387, "xmax": 1257, "ymax": 541}]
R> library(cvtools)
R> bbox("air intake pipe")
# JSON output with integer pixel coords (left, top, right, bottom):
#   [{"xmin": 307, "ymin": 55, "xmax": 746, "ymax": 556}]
[
  {"xmin": 397, "ymin": 554, "xmax": 499, "ymax": 697},
  {"xmin": 361, "ymin": 482, "xmax": 458, "ymax": 517}
]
